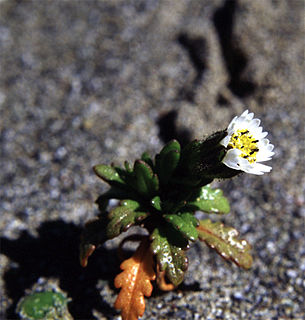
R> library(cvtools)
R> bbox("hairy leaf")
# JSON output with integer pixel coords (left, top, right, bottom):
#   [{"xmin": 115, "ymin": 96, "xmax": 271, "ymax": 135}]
[
  {"xmin": 150, "ymin": 226, "xmax": 188, "ymax": 287},
  {"xmin": 164, "ymin": 212, "xmax": 199, "ymax": 241},
  {"xmin": 114, "ymin": 239, "xmax": 156, "ymax": 320},
  {"xmin": 197, "ymin": 219, "xmax": 253, "ymax": 269},
  {"xmin": 155, "ymin": 140, "xmax": 181, "ymax": 185},
  {"xmin": 107, "ymin": 200, "xmax": 148, "ymax": 239},
  {"xmin": 188, "ymin": 185, "xmax": 230, "ymax": 214},
  {"xmin": 133, "ymin": 160, "xmax": 159, "ymax": 198}
]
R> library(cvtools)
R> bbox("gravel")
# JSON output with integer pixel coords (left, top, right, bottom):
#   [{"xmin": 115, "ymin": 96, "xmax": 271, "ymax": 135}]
[{"xmin": 1, "ymin": 0, "xmax": 304, "ymax": 319}]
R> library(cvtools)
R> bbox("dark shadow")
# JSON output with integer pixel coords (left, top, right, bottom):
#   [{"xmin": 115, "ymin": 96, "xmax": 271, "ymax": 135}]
[
  {"xmin": 157, "ymin": 110, "xmax": 192, "ymax": 148},
  {"xmin": 217, "ymin": 92, "xmax": 230, "ymax": 106},
  {"xmin": 213, "ymin": 0, "xmax": 256, "ymax": 97},
  {"xmin": 177, "ymin": 33, "xmax": 207, "ymax": 102},
  {"xmin": 151, "ymin": 281, "xmax": 201, "ymax": 298},
  {"xmin": 177, "ymin": 33, "xmax": 207, "ymax": 84},
  {"xmin": 178, "ymin": 281, "xmax": 201, "ymax": 292},
  {"xmin": 1, "ymin": 220, "xmax": 120, "ymax": 319}
]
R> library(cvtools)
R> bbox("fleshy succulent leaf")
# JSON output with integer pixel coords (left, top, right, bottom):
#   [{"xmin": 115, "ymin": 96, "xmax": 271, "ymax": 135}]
[
  {"xmin": 150, "ymin": 225, "xmax": 188, "ymax": 287},
  {"xmin": 164, "ymin": 212, "xmax": 199, "ymax": 242},
  {"xmin": 151, "ymin": 196, "xmax": 162, "ymax": 211},
  {"xmin": 141, "ymin": 152, "xmax": 154, "ymax": 169},
  {"xmin": 159, "ymin": 139, "xmax": 181, "ymax": 155},
  {"xmin": 197, "ymin": 219, "xmax": 253, "ymax": 269},
  {"xmin": 93, "ymin": 164, "xmax": 124, "ymax": 185},
  {"xmin": 133, "ymin": 160, "xmax": 159, "ymax": 198},
  {"xmin": 17, "ymin": 290, "xmax": 72, "ymax": 320},
  {"xmin": 124, "ymin": 161, "xmax": 133, "ymax": 173},
  {"xmin": 107, "ymin": 200, "xmax": 148, "ymax": 238},
  {"xmin": 188, "ymin": 184, "xmax": 230, "ymax": 214},
  {"xmin": 155, "ymin": 140, "xmax": 181, "ymax": 185}
]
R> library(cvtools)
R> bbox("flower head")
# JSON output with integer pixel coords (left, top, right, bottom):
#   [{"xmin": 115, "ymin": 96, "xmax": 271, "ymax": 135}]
[{"xmin": 220, "ymin": 110, "xmax": 274, "ymax": 175}]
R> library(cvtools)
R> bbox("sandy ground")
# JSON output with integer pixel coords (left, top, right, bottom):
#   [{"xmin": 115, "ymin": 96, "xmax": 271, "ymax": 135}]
[{"xmin": 0, "ymin": 0, "xmax": 304, "ymax": 319}]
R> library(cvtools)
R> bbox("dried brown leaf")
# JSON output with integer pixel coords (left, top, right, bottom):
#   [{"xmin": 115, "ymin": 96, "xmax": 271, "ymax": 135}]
[
  {"xmin": 80, "ymin": 244, "xmax": 95, "ymax": 268},
  {"xmin": 114, "ymin": 238, "xmax": 156, "ymax": 320},
  {"xmin": 156, "ymin": 264, "xmax": 175, "ymax": 292}
]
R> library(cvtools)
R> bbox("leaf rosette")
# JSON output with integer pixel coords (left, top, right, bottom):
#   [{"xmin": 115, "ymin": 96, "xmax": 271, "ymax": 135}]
[{"xmin": 79, "ymin": 109, "xmax": 272, "ymax": 320}]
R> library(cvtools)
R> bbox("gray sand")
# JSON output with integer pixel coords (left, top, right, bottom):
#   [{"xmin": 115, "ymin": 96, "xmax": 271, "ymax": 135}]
[{"xmin": 0, "ymin": 0, "xmax": 304, "ymax": 319}]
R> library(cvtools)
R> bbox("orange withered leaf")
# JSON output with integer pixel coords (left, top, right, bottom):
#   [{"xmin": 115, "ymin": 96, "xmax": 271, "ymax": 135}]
[
  {"xmin": 80, "ymin": 243, "xmax": 96, "ymax": 268},
  {"xmin": 156, "ymin": 264, "xmax": 175, "ymax": 292},
  {"xmin": 114, "ymin": 238, "xmax": 156, "ymax": 320}
]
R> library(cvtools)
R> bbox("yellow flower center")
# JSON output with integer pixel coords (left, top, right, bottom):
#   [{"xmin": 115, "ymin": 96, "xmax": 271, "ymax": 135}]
[{"xmin": 228, "ymin": 129, "xmax": 259, "ymax": 163}]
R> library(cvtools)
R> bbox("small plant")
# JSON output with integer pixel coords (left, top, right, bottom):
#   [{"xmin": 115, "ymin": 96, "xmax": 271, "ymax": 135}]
[
  {"xmin": 80, "ymin": 110, "xmax": 274, "ymax": 320},
  {"xmin": 16, "ymin": 280, "xmax": 72, "ymax": 320}
]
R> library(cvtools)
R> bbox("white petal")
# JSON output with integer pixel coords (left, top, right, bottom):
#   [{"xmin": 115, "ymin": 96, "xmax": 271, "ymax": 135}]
[
  {"xmin": 256, "ymin": 141, "xmax": 275, "ymax": 160},
  {"xmin": 237, "ymin": 157, "xmax": 255, "ymax": 172},
  {"xmin": 256, "ymin": 154, "xmax": 271, "ymax": 162},
  {"xmin": 267, "ymin": 144, "xmax": 274, "ymax": 152},
  {"xmin": 252, "ymin": 126, "xmax": 262, "ymax": 134},
  {"xmin": 251, "ymin": 127, "xmax": 267, "ymax": 140},
  {"xmin": 222, "ymin": 109, "xmax": 274, "ymax": 175},
  {"xmin": 220, "ymin": 135, "xmax": 231, "ymax": 147},
  {"xmin": 260, "ymin": 131, "xmax": 268, "ymax": 138},
  {"xmin": 246, "ymin": 168, "xmax": 264, "ymax": 175},
  {"xmin": 262, "ymin": 147, "xmax": 275, "ymax": 156},
  {"xmin": 260, "ymin": 138, "xmax": 270, "ymax": 146},
  {"xmin": 246, "ymin": 163, "xmax": 272, "ymax": 175},
  {"xmin": 251, "ymin": 126, "xmax": 262, "ymax": 135},
  {"xmin": 240, "ymin": 110, "xmax": 249, "ymax": 118},
  {"xmin": 248, "ymin": 119, "xmax": 261, "ymax": 130},
  {"xmin": 245, "ymin": 112, "xmax": 254, "ymax": 121},
  {"xmin": 239, "ymin": 110, "xmax": 253, "ymax": 121},
  {"xmin": 234, "ymin": 116, "xmax": 248, "ymax": 128},
  {"xmin": 222, "ymin": 149, "xmax": 242, "ymax": 170},
  {"xmin": 227, "ymin": 116, "xmax": 238, "ymax": 132},
  {"xmin": 257, "ymin": 152, "xmax": 274, "ymax": 162}
]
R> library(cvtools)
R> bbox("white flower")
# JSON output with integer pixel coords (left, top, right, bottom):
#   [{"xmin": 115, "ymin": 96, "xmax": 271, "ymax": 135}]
[{"xmin": 220, "ymin": 110, "xmax": 274, "ymax": 175}]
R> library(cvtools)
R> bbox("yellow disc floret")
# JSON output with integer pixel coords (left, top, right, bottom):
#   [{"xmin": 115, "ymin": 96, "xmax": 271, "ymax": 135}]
[{"xmin": 228, "ymin": 129, "xmax": 259, "ymax": 163}]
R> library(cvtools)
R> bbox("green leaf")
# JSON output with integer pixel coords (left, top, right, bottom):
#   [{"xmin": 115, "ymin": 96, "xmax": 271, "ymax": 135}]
[
  {"xmin": 107, "ymin": 200, "xmax": 148, "ymax": 238},
  {"xmin": 93, "ymin": 164, "xmax": 125, "ymax": 186},
  {"xmin": 161, "ymin": 139, "xmax": 181, "ymax": 155},
  {"xmin": 188, "ymin": 185, "xmax": 230, "ymax": 214},
  {"xmin": 124, "ymin": 161, "xmax": 133, "ymax": 173},
  {"xmin": 197, "ymin": 219, "xmax": 253, "ymax": 269},
  {"xmin": 141, "ymin": 152, "xmax": 154, "ymax": 168},
  {"xmin": 133, "ymin": 160, "xmax": 159, "ymax": 198},
  {"xmin": 150, "ymin": 225, "xmax": 188, "ymax": 287},
  {"xmin": 17, "ymin": 290, "xmax": 71, "ymax": 320},
  {"xmin": 164, "ymin": 212, "xmax": 199, "ymax": 241},
  {"xmin": 155, "ymin": 140, "xmax": 181, "ymax": 185},
  {"xmin": 151, "ymin": 196, "xmax": 162, "ymax": 211}
]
